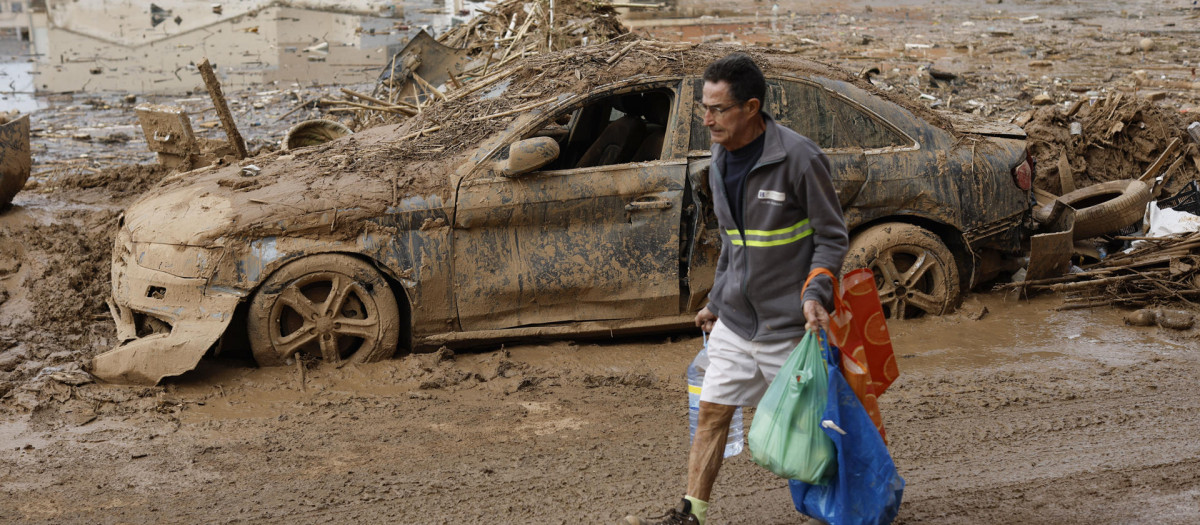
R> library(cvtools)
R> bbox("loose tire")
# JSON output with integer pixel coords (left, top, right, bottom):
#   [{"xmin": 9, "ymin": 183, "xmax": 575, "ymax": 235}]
[
  {"xmin": 842, "ymin": 222, "xmax": 961, "ymax": 320},
  {"xmin": 1034, "ymin": 180, "xmax": 1150, "ymax": 240},
  {"xmin": 247, "ymin": 254, "xmax": 400, "ymax": 366},
  {"xmin": 281, "ymin": 119, "xmax": 353, "ymax": 151}
]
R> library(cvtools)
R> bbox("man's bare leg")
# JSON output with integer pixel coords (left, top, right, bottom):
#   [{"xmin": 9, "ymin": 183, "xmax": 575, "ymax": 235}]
[{"xmin": 687, "ymin": 401, "xmax": 738, "ymax": 501}]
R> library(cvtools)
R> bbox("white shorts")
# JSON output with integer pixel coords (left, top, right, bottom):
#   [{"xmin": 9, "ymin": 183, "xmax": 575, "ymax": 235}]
[{"xmin": 700, "ymin": 319, "xmax": 804, "ymax": 407}]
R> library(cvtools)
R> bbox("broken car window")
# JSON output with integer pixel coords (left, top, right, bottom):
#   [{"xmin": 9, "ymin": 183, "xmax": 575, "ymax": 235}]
[{"xmin": 519, "ymin": 89, "xmax": 674, "ymax": 171}]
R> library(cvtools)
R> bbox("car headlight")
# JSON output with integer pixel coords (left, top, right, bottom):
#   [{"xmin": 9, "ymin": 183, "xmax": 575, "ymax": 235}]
[{"xmin": 133, "ymin": 243, "xmax": 224, "ymax": 280}]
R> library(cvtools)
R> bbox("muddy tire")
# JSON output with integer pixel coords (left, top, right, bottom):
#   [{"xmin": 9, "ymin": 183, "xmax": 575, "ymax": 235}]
[
  {"xmin": 842, "ymin": 222, "xmax": 961, "ymax": 320},
  {"xmin": 247, "ymin": 254, "xmax": 400, "ymax": 367},
  {"xmin": 281, "ymin": 119, "xmax": 353, "ymax": 151},
  {"xmin": 1035, "ymin": 180, "xmax": 1150, "ymax": 240}
]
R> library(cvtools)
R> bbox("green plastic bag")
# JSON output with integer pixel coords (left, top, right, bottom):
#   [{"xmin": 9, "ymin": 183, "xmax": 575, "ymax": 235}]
[{"xmin": 748, "ymin": 330, "xmax": 836, "ymax": 483}]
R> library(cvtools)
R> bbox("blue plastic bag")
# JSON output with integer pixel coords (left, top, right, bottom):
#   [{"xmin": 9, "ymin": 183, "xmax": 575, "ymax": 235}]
[{"xmin": 789, "ymin": 336, "xmax": 905, "ymax": 525}]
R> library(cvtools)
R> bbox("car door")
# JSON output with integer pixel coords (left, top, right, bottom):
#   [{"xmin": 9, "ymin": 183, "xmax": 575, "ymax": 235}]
[{"xmin": 453, "ymin": 82, "xmax": 687, "ymax": 331}]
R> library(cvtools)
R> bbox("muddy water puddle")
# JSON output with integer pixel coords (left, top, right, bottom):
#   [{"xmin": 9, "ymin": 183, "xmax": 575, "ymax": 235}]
[{"xmin": 891, "ymin": 292, "xmax": 1188, "ymax": 374}]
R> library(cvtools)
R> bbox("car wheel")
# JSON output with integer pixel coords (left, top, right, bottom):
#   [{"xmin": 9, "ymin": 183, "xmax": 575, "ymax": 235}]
[
  {"xmin": 842, "ymin": 222, "xmax": 961, "ymax": 320},
  {"xmin": 247, "ymin": 253, "xmax": 400, "ymax": 366}
]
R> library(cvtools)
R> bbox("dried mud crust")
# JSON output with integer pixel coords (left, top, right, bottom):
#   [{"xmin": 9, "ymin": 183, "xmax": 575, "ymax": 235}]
[
  {"xmin": 0, "ymin": 208, "xmax": 119, "ymax": 401},
  {"xmin": 47, "ymin": 163, "xmax": 171, "ymax": 196}
]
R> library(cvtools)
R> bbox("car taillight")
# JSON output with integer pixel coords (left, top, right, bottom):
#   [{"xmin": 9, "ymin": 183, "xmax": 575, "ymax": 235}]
[{"xmin": 1012, "ymin": 151, "xmax": 1034, "ymax": 191}]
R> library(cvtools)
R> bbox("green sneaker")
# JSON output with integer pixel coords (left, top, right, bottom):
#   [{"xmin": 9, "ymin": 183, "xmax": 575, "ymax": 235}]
[{"xmin": 622, "ymin": 499, "xmax": 700, "ymax": 525}]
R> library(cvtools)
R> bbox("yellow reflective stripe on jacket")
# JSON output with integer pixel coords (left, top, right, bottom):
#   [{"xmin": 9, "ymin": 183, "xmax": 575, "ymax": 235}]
[
  {"xmin": 725, "ymin": 218, "xmax": 811, "ymax": 238},
  {"xmin": 730, "ymin": 228, "xmax": 814, "ymax": 247},
  {"xmin": 726, "ymin": 219, "xmax": 814, "ymax": 247}
]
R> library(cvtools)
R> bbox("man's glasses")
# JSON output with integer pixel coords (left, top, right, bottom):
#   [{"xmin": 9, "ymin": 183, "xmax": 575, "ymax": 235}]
[{"xmin": 700, "ymin": 101, "xmax": 743, "ymax": 116}]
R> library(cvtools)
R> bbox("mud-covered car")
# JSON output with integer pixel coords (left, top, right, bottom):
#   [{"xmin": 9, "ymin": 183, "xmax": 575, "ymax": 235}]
[{"xmin": 93, "ymin": 44, "xmax": 1033, "ymax": 383}]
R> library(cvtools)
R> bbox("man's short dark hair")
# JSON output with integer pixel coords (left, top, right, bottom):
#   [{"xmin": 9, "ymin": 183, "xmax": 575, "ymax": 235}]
[{"xmin": 703, "ymin": 53, "xmax": 766, "ymax": 105}]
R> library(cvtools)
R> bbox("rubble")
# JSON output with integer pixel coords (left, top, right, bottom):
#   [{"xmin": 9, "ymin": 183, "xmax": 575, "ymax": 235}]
[
  {"xmin": 331, "ymin": 0, "xmax": 629, "ymax": 129},
  {"xmin": 1009, "ymin": 231, "xmax": 1200, "ymax": 310},
  {"xmin": 1024, "ymin": 95, "xmax": 1200, "ymax": 197}
]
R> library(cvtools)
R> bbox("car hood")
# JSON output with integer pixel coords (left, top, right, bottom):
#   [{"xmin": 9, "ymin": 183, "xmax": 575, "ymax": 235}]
[{"xmin": 125, "ymin": 127, "xmax": 456, "ymax": 246}]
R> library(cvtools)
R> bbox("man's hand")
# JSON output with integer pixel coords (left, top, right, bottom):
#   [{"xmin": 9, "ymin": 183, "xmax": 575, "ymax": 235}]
[
  {"xmin": 695, "ymin": 306, "xmax": 717, "ymax": 333},
  {"xmin": 803, "ymin": 300, "xmax": 830, "ymax": 332}
]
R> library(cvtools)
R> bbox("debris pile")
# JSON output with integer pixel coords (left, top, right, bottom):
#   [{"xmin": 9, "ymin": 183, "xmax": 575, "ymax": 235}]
[
  {"xmin": 305, "ymin": 41, "xmax": 904, "ymax": 170},
  {"xmin": 437, "ymin": 0, "xmax": 626, "ymax": 54},
  {"xmin": 326, "ymin": 0, "xmax": 629, "ymax": 129},
  {"xmin": 1022, "ymin": 94, "xmax": 1200, "ymax": 197},
  {"xmin": 1010, "ymin": 231, "xmax": 1200, "ymax": 311}
]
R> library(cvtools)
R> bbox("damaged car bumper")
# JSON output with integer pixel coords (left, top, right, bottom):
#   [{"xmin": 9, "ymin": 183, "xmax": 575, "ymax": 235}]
[{"xmin": 92, "ymin": 231, "xmax": 243, "ymax": 384}]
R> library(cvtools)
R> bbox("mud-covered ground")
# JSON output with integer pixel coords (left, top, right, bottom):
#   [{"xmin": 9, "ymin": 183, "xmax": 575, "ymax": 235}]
[
  {"xmin": 3, "ymin": 0, "xmax": 1200, "ymax": 523},
  {"xmin": 2, "ymin": 296, "xmax": 1199, "ymax": 524}
]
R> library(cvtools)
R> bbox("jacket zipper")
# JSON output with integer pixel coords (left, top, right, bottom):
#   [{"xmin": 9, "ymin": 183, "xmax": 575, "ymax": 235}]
[
  {"xmin": 715, "ymin": 125, "xmax": 785, "ymax": 341},
  {"xmin": 738, "ymin": 149, "xmax": 787, "ymax": 340},
  {"xmin": 736, "ymin": 160, "xmax": 759, "ymax": 340}
]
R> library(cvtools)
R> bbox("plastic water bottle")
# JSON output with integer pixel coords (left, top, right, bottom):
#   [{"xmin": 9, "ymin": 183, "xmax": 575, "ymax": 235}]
[{"xmin": 688, "ymin": 333, "xmax": 744, "ymax": 457}]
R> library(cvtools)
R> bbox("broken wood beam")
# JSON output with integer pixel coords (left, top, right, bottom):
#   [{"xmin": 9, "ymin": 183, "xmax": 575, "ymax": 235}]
[
  {"xmin": 1155, "ymin": 155, "xmax": 1187, "ymax": 198},
  {"xmin": 275, "ymin": 98, "xmax": 313, "ymax": 122},
  {"xmin": 1056, "ymin": 289, "xmax": 1200, "ymax": 310},
  {"xmin": 197, "ymin": 58, "xmax": 248, "ymax": 159},
  {"xmin": 1138, "ymin": 137, "xmax": 1182, "ymax": 183},
  {"xmin": 1001, "ymin": 270, "xmax": 1114, "ymax": 289},
  {"xmin": 397, "ymin": 125, "xmax": 443, "ymax": 142},
  {"xmin": 499, "ymin": 6, "xmax": 538, "ymax": 64},
  {"xmin": 606, "ymin": 41, "xmax": 639, "ymax": 64},
  {"xmin": 472, "ymin": 96, "xmax": 558, "ymax": 121},
  {"xmin": 1057, "ymin": 150, "xmax": 1075, "ymax": 194},
  {"xmin": 447, "ymin": 66, "xmax": 518, "ymax": 102},
  {"xmin": 341, "ymin": 88, "xmax": 398, "ymax": 108},
  {"xmin": 1041, "ymin": 270, "xmax": 1169, "ymax": 292},
  {"xmin": 320, "ymin": 99, "xmax": 416, "ymax": 115},
  {"xmin": 1065, "ymin": 99, "xmax": 1085, "ymax": 118},
  {"xmin": 412, "ymin": 72, "xmax": 448, "ymax": 102}
]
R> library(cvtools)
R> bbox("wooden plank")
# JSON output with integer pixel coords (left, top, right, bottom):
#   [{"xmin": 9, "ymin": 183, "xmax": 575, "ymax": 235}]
[
  {"xmin": 1138, "ymin": 137, "xmax": 1181, "ymax": 183},
  {"xmin": 1155, "ymin": 155, "xmax": 1186, "ymax": 198},
  {"xmin": 197, "ymin": 58, "xmax": 247, "ymax": 159},
  {"xmin": 1057, "ymin": 150, "xmax": 1075, "ymax": 194}
]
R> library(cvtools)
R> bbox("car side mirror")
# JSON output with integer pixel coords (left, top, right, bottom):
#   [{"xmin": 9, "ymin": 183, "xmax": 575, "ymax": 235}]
[{"xmin": 499, "ymin": 137, "xmax": 559, "ymax": 177}]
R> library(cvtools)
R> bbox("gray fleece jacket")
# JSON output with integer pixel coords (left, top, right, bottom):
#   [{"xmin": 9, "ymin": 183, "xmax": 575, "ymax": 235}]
[{"xmin": 706, "ymin": 114, "xmax": 849, "ymax": 342}]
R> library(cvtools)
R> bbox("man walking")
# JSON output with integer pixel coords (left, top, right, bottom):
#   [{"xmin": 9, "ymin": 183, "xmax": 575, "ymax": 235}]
[{"xmin": 625, "ymin": 53, "xmax": 848, "ymax": 525}]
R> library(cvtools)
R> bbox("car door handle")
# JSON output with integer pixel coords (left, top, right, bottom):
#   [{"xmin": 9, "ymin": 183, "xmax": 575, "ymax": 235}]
[{"xmin": 625, "ymin": 196, "xmax": 673, "ymax": 211}]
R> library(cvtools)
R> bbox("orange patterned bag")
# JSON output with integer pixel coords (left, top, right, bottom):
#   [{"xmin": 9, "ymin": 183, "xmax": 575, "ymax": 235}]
[{"xmin": 803, "ymin": 268, "xmax": 898, "ymax": 442}]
